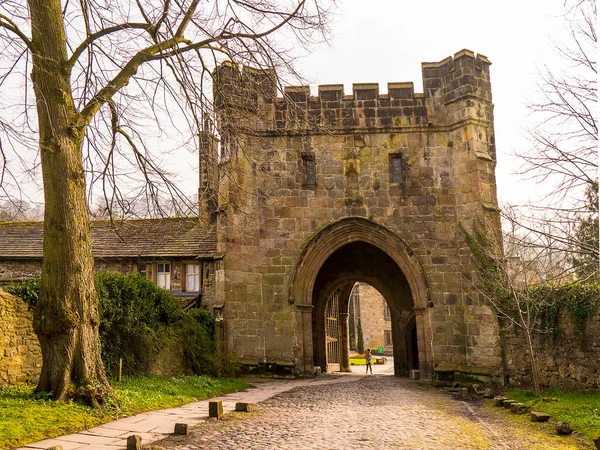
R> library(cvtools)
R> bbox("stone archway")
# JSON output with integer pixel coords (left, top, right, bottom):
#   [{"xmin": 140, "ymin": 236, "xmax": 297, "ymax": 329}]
[{"xmin": 290, "ymin": 217, "xmax": 433, "ymax": 379}]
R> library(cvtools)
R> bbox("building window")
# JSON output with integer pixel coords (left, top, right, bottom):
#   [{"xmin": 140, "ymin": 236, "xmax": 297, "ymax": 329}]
[
  {"xmin": 302, "ymin": 154, "xmax": 316, "ymax": 188},
  {"xmin": 385, "ymin": 330, "xmax": 393, "ymax": 346},
  {"xmin": 185, "ymin": 263, "xmax": 200, "ymax": 291},
  {"xmin": 383, "ymin": 301, "xmax": 391, "ymax": 320},
  {"xmin": 138, "ymin": 264, "xmax": 148, "ymax": 278},
  {"xmin": 389, "ymin": 154, "xmax": 403, "ymax": 184},
  {"xmin": 157, "ymin": 263, "xmax": 171, "ymax": 290}
]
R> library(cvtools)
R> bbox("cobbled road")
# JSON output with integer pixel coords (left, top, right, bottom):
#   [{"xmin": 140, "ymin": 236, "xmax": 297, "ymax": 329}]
[{"xmin": 149, "ymin": 375, "xmax": 591, "ymax": 450}]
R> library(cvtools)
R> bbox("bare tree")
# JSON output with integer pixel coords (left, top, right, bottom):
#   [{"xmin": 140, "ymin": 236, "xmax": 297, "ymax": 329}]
[
  {"xmin": 0, "ymin": 0, "xmax": 331, "ymax": 404},
  {"xmin": 515, "ymin": 0, "xmax": 598, "ymax": 280},
  {"xmin": 460, "ymin": 219, "xmax": 570, "ymax": 397}
]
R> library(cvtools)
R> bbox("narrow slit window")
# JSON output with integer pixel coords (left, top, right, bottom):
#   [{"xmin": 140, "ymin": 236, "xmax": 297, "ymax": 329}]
[
  {"xmin": 302, "ymin": 154, "xmax": 316, "ymax": 188},
  {"xmin": 389, "ymin": 154, "xmax": 403, "ymax": 184}
]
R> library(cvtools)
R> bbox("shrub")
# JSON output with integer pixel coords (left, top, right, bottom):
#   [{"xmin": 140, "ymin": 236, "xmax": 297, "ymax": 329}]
[
  {"xmin": 179, "ymin": 308, "xmax": 216, "ymax": 375},
  {"xmin": 95, "ymin": 271, "xmax": 184, "ymax": 376},
  {"xmin": 7, "ymin": 272, "xmax": 216, "ymax": 377},
  {"xmin": 5, "ymin": 277, "xmax": 40, "ymax": 309}
]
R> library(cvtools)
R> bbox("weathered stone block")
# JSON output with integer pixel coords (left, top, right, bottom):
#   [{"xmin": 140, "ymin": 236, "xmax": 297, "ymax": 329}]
[
  {"xmin": 127, "ymin": 435, "xmax": 142, "ymax": 450},
  {"xmin": 235, "ymin": 402, "xmax": 256, "ymax": 412},
  {"xmin": 174, "ymin": 423, "xmax": 189, "ymax": 435},
  {"xmin": 209, "ymin": 400, "xmax": 223, "ymax": 419},
  {"xmin": 510, "ymin": 403, "xmax": 531, "ymax": 414},
  {"xmin": 556, "ymin": 422, "xmax": 573, "ymax": 435},
  {"xmin": 531, "ymin": 411, "xmax": 550, "ymax": 422},
  {"xmin": 503, "ymin": 399, "xmax": 517, "ymax": 409},
  {"xmin": 493, "ymin": 396, "xmax": 507, "ymax": 406}
]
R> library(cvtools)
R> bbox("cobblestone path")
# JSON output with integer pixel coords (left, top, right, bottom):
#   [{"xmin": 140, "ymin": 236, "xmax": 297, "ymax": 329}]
[{"xmin": 149, "ymin": 375, "xmax": 590, "ymax": 450}]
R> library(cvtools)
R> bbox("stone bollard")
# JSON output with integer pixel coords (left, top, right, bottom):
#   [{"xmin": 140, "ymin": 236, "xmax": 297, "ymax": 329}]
[
  {"xmin": 510, "ymin": 403, "xmax": 531, "ymax": 414},
  {"xmin": 127, "ymin": 435, "xmax": 142, "ymax": 450},
  {"xmin": 235, "ymin": 402, "xmax": 256, "ymax": 412},
  {"xmin": 209, "ymin": 400, "xmax": 223, "ymax": 419},
  {"xmin": 174, "ymin": 423, "xmax": 189, "ymax": 435},
  {"xmin": 556, "ymin": 422, "xmax": 573, "ymax": 435},
  {"xmin": 531, "ymin": 411, "xmax": 550, "ymax": 422}
]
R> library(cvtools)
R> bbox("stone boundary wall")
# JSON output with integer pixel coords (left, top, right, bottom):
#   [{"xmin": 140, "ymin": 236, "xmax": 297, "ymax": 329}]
[
  {"xmin": 503, "ymin": 309, "xmax": 600, "ymax": 391},
  {"xmin": 0, "ymin": 289, "xmax": 41, "ymax": 385}
]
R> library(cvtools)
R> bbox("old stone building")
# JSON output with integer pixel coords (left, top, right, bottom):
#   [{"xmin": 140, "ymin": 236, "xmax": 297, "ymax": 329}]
[
  {"xmin": 206, "ymin": 48, "xmax": 502, "ymax": 380},
  {"xmin": 1, "ymin": 49, "xmax": 504, "ymax": 382}
]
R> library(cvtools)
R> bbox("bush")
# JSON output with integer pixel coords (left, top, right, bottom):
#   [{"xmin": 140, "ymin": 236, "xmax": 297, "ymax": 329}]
[
  {"xmin": 179, "ymin": 309, "xmax": 216, "ymax": 375},
  {"xmin": 7, "ymin": 272, "xmax": 216, "ymax": 377},
  {"xmin": 95, "ymin": 271, "xmax": 184, "ymax": 376},
  {"xmin": 5, "ymin": 277, "xmax": 40, "ymax": 309}
]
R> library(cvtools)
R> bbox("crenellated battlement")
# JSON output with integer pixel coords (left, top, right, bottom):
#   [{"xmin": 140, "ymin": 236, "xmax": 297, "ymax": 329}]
[{"xmin": 214, "ymin": 49, "xmax": 493, "ymax": 132}]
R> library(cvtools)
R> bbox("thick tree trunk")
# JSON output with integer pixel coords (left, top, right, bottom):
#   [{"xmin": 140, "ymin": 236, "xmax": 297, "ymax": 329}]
[{"xmin": 29, "ymin": 0, "xmax": 112, "ymax": 405}]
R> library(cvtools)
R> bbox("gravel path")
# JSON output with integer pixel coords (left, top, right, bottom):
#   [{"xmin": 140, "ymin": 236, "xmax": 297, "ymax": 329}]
[{"xmin": 149, "ymin": 375, "xmax": 591, "ymax": 450}]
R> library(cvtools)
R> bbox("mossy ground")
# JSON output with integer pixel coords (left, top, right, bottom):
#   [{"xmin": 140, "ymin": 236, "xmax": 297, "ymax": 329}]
[
  {"xmin": 503, "ymin": 388, "xmax": 600, "ymax": 444},
  {"xmin": 0, "ymin": 375, "xmax": 249, "ymax": 449}
]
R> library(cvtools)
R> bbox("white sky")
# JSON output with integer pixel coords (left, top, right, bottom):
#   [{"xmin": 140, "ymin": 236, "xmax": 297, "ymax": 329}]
[
  {"xmin": 296, "ymin": 0, "xmax": 567, "ymax": 206},
  {"xmin": 4, "ymin": 0, "xmax": 572, "ymax": 211},
  {"xmin": 168, "ymin": 0, "xmax": 569, "ymax": 207}
]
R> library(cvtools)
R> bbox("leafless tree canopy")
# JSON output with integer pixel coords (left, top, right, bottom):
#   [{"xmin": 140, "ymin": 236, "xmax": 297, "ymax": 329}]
[
  {"xmin": 521, "ymin": 0, "xmax": 597, "ymax": 204},
  {"xmin": 0, "ymin": 0, "xmax": 332, "ymax": 219},
  {"xmin": 508, "ymin": 0, "xmax": 598, "ymax": 280}
]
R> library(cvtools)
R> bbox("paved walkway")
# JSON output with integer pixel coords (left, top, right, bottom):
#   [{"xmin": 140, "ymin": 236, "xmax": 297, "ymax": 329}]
[
  {"xmin": 151, "ymin": 376, "xmax": 589, "ymax": 450},
  {"xmin": 17, "ymin": 359, "xmax": 590, "ymax": 450},
  {"xmin": 16, "ymin": 376, "xmax": 358, "ymax": 450}
]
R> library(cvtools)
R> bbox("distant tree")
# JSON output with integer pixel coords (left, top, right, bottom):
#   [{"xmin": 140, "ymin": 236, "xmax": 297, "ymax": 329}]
[
  {"xmin": 515, "ymin": 0, "xmax": 598, "ymax": 280},
  {"xmin": 570, "ymin": 182, "xmax": 599, "ymax": 281},
  {"xmin": 0, "ymin": 0, "xmax": 331, "ymax": 405},
  {"xmin": 460, "ymin": 220, "xmax": 563, "ymax": 397},
  {"xmin": 357, "ymin": 318, "xmax": 364, "ymax": 354}
]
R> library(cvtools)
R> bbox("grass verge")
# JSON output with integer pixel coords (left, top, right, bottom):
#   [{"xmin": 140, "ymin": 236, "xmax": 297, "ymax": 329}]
[
  {"xmin": 505, "ymin": 388, "xmax": 600, "ymax": 443},
  {"xmin": 0, "ymin": 375, "xmax": 249, "ymax": 449}
]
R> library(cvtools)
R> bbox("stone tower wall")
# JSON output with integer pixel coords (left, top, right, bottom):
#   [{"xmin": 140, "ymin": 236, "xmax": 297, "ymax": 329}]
[{"xmin": 212, "ymin": 50, "xmax": 502, "ymax": 375}]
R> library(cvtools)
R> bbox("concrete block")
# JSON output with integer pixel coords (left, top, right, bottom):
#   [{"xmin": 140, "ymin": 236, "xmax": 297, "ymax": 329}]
[{"xmin": 410, "ymin": 370, "xmax": 420, "ymax": 380}]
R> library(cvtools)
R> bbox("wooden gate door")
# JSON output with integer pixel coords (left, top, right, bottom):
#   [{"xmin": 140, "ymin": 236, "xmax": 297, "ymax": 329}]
[{"xmin": 326, "ymin": 289, "xmax": 340, "ymax": 366}]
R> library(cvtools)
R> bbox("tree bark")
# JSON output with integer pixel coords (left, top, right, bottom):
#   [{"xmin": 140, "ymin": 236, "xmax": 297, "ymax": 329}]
[{"xmin": 28, "ymin": 0, "xmax": 112, "ymax": 405}]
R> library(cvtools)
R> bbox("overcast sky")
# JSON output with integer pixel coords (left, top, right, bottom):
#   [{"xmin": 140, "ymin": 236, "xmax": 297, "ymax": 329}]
[
  {"xmin": 4, "ymin": 0, "xmax": 573, "ymax": 212},
  {"xmin": 164, "ymin": 0, "xmax": 570, "ymax": 207},
  {"xmin": 296, "ymin": 0, "xmax": 568, "ymax": 206}
]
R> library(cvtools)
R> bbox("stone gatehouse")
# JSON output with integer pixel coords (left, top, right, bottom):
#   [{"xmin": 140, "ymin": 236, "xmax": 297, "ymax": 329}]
[{"xmin": 0, "ymin": 49, "xmax": 502, "ymax": 382}]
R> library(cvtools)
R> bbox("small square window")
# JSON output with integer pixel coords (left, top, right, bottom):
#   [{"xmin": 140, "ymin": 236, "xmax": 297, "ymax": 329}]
[
  {"xmin": 389, "ymin": 154, "xmax": 403, "ymax": 184},
  {"xmin": 138, "ymin": 264, "xmax": 147, "ymax": 278}
]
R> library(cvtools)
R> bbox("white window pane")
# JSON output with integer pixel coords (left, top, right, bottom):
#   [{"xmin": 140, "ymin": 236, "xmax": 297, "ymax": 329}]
[{"xmin": 186, "ymin": 264, "xmax": 200, "ymax": 291}]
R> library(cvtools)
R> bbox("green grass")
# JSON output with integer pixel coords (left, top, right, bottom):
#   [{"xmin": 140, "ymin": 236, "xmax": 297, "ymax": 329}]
[
  {"xmin": 0, "ymin": 375, "xmax": 249, "ymax": 449},
  {"xmin": 505, "ymin": 388, "xmax": 600, "ymax": 442}
]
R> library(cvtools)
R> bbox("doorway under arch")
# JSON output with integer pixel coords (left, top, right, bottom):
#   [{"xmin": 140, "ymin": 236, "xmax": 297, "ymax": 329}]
[{"xmin": 290, "ymin": 218, "xmax": 432, "ymax": 379}]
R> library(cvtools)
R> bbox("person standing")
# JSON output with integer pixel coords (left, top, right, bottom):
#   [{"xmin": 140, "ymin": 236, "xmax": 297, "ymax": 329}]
[{"xmin": 365, "ymin": 348, "xmax": 373, "ymax": 374}]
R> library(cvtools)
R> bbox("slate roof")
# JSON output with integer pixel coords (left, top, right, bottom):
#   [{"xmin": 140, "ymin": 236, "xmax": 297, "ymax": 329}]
[{"xmin": 0, "ymin": 217, "xmax": 217, "ymax": 259}]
